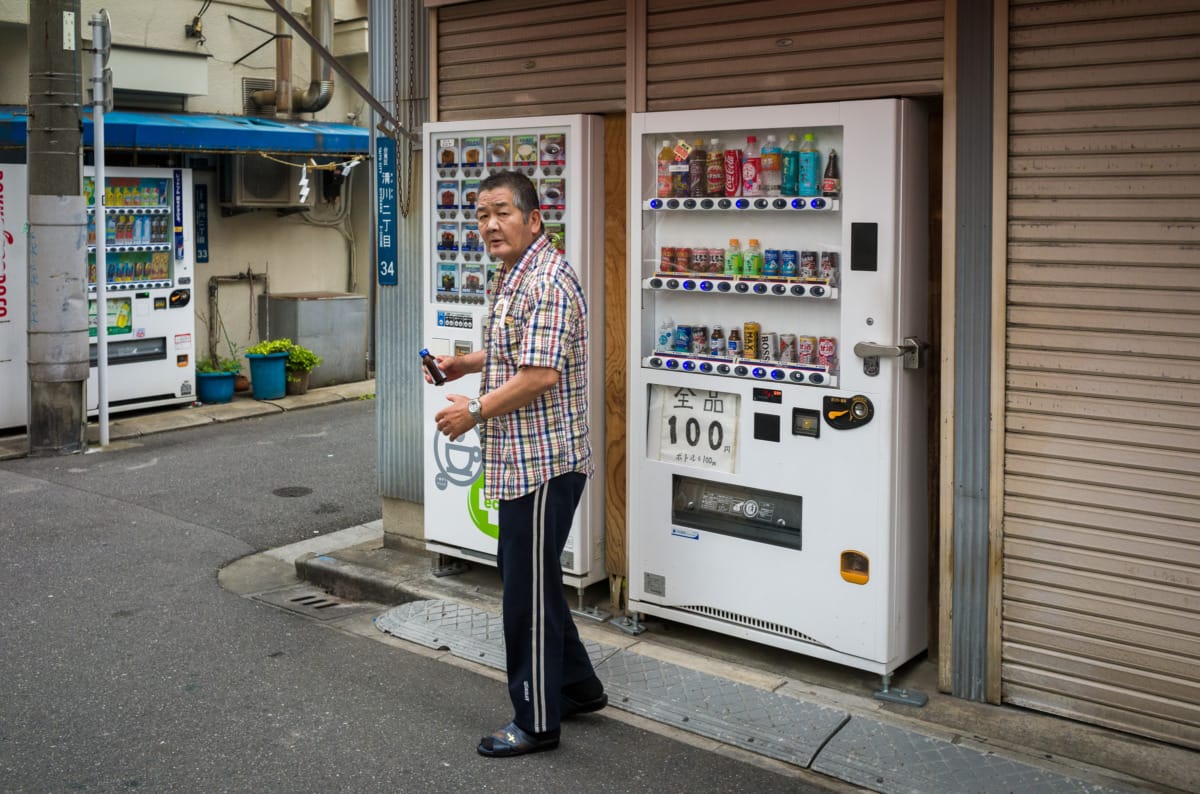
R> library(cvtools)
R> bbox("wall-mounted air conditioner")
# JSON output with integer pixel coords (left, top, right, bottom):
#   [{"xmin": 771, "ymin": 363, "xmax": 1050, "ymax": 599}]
[{"xmin": 220, "ymin": 154, "xmax": 314, "ymax": 210}]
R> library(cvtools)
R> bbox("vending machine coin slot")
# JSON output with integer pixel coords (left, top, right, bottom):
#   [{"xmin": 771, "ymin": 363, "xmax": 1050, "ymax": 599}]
[
  {"xmin": 671, "ymin": 475, "xmax": 802, "ymax": 550},
  {"xmin": 823, "ymin": 395, "xmax": 874, "ymax": 430}
]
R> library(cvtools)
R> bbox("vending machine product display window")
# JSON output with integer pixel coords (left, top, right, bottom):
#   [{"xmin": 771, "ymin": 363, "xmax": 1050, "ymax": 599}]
[
  {"xmin": 420, "ymin": 116, "xmax": 607, "ymax": 593},
  {"xmin": 627, "ymin": 100, "xmax": 931, "ymax": 680}
]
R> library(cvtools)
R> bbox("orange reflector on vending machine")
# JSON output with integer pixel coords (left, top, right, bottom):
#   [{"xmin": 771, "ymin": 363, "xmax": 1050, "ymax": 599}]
[{"xmin": 840, "ymin": 550, "xmax": 869, "ymax": 585}]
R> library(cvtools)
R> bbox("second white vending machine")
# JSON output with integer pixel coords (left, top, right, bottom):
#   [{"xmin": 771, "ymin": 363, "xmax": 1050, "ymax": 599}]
[
  {"xmin": 420, "ymin": 115, "xmax": 606, "ymax": 591},
  {"xmin": 627, "ymin": 99, "xmax": 930, "ymax": 680}
]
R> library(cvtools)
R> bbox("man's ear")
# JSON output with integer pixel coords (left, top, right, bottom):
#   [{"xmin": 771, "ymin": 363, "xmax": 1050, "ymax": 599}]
[{"xmin": 528, "ymin": 207, "xmax": 543, "ymax": 232}]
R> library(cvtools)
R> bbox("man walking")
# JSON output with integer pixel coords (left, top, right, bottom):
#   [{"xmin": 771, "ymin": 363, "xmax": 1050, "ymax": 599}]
[{"xmin": 428, "ymin": 171, "xmax": 606, "ymax": 757}]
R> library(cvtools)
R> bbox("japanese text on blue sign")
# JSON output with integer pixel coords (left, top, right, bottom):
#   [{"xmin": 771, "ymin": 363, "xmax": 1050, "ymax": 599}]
[{"xmin": 376, "ymin": 137, "xmax": 398, "ymax": 286}]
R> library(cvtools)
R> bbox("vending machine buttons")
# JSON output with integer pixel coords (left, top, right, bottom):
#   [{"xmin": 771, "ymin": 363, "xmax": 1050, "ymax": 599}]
[
  {"xmin": 700, "ymin": 199, "xmax": 714, "ymax": 210},
  {"xmin": 666, "ymin": 199, "xmax": 680, "ymax": 209},
  {"xmin": 717, "ymin": 199, "xmax": 732, "ymax": 209},
  {"xmin": 649, "ymin": 199, "xmax": 664, "ymax": 210},
  {"xmin": 790, "ymin": 198, "xmax": 807, "ymax": 209},
  {"xmin": 683, "ymin": 199, "xmax": 697, "ymax": 210},
  {"xmin": 808, "ymin": 373, "xmax": 825, "ymax": 385},
  {"xmin": 716, "ymin": 364, "xmax": 731, "ymax": 374},
  {"xmin": 809, "ymin": 285, "xmax": 826, "ymax": 297},
  {"xmin": 699, "ymin": 281, "xmax": 713, "ymax": 291},
  {"xmin": 789, "ymin": 371, "xmax": 806, "ymax": 383},
  {"xmin": 666, "ymin": 279, "xmax": 679, "ymax": 289},
  {"xmin": 753, "ymin": 283, "xmax": 768, "ymax": 294},
  {"xmin": 790, "ymin": 285, "xmax": 807, "ymax": 296},
  {"xmin": 771, "ymin": 284, "xmax": 787, "ymax": 295},
  {"xmin": 682, "ymin": 360, "xmax": 696, "ymax": 371},
  {"xmin": 682, "ymin": 280, "xmax": 696, "ymax": 290},
  {"xmin": 649, "ymin": 357, "xmax": 662, "ymax": 367},
  {"xmin": 751, "ymin": 367, "xmax": 766, "ymax": 379},
  {"xmin": 716, "ymin": 281, "xmax": 732, "ymax": 292},
  {"xmin": 665, "ymin": 359, "xmax": 679, "ymax": 369},
  {"xmin": 734, "ymin": 282, "xmax": 750, "ymax": 293},
  {"xmin": 698, "ymin": 362, "xmax": 713, "ymax": 373},
  {"xmin": 735, "ymin": 199, "xmax": 750, "ymax": 209},
  {"xmin": 772, "ymin": 198, "xmax": 788, "ymax": 209},
  {"xmin": 810, "ymin": 198, "xmax": 827, "ymax": 210},
  {"xmin": 753, "ymin": 199, "xmax": 770, "ymax": 210},
  {"xmin": 823, "ymin": 394, "xmax": 874, "ymax": 429},
  {"xmin": 734, "ymin": 365, "xmax": 748, "ymax": 376},
  {"xmin": 770, "ymin": 369, "xmax": 785, "ymax": 380},
  {"xmin": 649, "ymin": 277, "xmax": 663, "ymax": 288}
]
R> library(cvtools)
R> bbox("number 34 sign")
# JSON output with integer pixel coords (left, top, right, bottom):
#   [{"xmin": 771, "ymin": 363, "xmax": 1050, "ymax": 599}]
[{"xmin": 649, "ymin": 385, "xmax": 740, "ymax": 473}]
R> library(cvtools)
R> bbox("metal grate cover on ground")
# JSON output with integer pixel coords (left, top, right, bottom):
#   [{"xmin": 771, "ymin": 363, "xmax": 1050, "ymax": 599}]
[
  {"xmin": 375, "ymin": 599, "xmax": 848, "ymax": 768},
  {"xmin": 811, "ymin": 716, "xmax": 1139, "ymax": 794},
  {"xmin": 374, "ymin": 600, "xmax": 1134, "ymax": 793},
  {"xmin": 253, "ymin": 584, "xmax": 375, "ymax": 621}
]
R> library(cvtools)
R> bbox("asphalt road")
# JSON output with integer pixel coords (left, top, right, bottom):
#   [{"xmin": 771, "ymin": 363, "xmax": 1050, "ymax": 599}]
[{"xmin": 0, "ymin": 401, "xmax": 840, "ymax": 793}]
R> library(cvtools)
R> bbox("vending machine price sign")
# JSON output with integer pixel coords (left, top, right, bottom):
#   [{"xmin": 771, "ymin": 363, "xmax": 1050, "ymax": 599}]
[{"xmin": 649, "ymin": 384, "xmax": 739, "ymax": 473}]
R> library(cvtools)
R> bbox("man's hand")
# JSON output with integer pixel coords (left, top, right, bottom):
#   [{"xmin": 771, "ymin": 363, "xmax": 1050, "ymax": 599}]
[
  {"xmin": 434, "ymin": 394, "xmax": 476, "ymax": 440},
  {"xmin": 422, "ymin": 351, "xmax": 484, "ymax": 385}
]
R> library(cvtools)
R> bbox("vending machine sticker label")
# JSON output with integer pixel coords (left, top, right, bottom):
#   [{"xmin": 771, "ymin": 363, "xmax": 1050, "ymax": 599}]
[{"xmin": 649, "ymin": 385, "xmax": 739, "ymax": 473}]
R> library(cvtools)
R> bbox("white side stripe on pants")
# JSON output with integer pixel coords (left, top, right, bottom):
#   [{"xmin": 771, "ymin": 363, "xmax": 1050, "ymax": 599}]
[{"xmin": 531, "ymin": 483, "xmax": 548, "ymax": 733}]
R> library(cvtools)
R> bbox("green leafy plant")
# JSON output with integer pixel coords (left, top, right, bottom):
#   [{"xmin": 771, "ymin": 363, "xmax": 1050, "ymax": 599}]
[
  {"xmin": 285, "ymin": 343, "xmax": 322, "ymax": 380},
  {"xmin": 245, "ymin": 338, "xmax": 294, "ymax": 356},
  {"xmin": 196, "ymin": 355, "xmax": 241, "ymax": 375}
]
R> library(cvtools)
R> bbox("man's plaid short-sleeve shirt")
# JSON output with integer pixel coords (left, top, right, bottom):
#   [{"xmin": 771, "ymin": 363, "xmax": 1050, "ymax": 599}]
[{"xmin": 479, "ymin": 233, "xmax": 593, "ymax": 501}]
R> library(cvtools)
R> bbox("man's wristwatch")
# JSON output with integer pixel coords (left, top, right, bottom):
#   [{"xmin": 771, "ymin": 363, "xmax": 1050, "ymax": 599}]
[{"xmin": 467, "ymin": 398, "xmax": 484, "ymax": 425}]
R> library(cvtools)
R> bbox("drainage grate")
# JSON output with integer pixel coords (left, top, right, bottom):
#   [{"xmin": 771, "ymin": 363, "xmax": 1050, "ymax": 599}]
[{"xmin": 253, "ymin": 584, "xmax": 372, "ymax": 621}]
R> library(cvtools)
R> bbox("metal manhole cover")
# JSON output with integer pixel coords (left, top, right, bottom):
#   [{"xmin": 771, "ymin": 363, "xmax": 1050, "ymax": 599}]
[
  {"xmin": 273, "ymin": 486, "xmax": 313, "ymax": 497},
  {"xmin": 252, "ymin": 584, "xmax": 372, "ymax": 621}
]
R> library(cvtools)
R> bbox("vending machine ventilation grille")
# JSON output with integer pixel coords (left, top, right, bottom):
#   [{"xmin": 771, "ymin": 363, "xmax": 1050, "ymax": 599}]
[{"xmin": 682, "ymin": 605, "xmax": 824, "ymax": 646}]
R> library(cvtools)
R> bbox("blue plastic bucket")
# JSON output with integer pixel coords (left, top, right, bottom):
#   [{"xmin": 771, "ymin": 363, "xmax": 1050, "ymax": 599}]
[
  {"xmin": 195, "ymin": 371, "xmax": 236, "ymax": 404},
  {"xmin": 246, "ymin": 351, "xmax": 288, "ymax": 400}
]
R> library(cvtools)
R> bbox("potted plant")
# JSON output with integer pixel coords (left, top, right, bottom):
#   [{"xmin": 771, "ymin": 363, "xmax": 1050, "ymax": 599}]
[
  {"xmin": 195, "ymin": 354, "xmax": 241, "ymax": 404},
  {"xmin": 245, "ymin": 338, "xmax": 292, "ymax": 400},
  {"xmin": 285, "ymin": 342, "xmax": 322, "ymax": 396}
]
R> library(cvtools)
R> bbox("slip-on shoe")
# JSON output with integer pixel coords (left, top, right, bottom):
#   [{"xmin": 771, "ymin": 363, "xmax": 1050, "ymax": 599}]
[
  {"xmin": 561, "ymin": 691, "xmax": 607, "ymax": 718},
  {"xmin": 477, "ymin": 721, "xmax": 560, "ymax": 758}
]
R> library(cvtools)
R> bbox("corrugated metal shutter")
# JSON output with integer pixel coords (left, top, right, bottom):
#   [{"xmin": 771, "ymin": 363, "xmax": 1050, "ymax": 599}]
[
  {"xmin": 1003, "ymin": 0, "xmax": 1200, "ymax": 749},
  {"xmin": 645, "ymin": 0, "xmax": 944, "ymax": 112},
  {"xmin": 435, "ymin": 0, "xmax": 626, "ymax": 120}
]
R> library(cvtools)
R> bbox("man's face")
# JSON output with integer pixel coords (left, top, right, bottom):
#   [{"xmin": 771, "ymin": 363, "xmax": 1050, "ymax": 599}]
[{"xmin": 476, "ymin": 186, "xmax": 540, "ymax": 268}]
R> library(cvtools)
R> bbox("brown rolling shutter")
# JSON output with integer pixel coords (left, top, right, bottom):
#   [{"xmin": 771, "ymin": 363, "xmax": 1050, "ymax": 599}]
[
  {"xmin": 434, "ymin": 0, "xmax": 626, "ymax": 120},
  {"xmin": 1003, "ymin": 0, "xmax": 1200, "ymax": 749},
  {"xmin": 645, "ymin": 0, "xmax": 944, "ymax": 112}
]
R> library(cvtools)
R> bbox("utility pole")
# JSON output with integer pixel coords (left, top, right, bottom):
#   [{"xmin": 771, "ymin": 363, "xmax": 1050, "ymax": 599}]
[{"xmin": 27, "ymin": 0, "xmax": 88, "ymax": 455}]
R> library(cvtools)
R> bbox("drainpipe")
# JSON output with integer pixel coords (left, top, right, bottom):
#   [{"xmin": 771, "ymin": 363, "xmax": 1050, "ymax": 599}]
[
  {"xmin": 207, "ymin": 269, "xmax": 269, "ymax": 363},
  {"xmin": 250, "ymin": 0, "xmax": 333, "ymax": 116}
]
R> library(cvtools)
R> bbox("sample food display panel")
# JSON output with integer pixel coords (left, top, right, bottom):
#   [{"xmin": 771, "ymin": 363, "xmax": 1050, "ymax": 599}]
[{"xmin": 420, "ymin": 115, "xmax": 606, "ymax": 589}]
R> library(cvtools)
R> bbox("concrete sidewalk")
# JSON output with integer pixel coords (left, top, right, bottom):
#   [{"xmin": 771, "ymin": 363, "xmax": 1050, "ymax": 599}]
[
  {"xmin": 293, "ymin": 527, "xmax": 1193, "ymax": 794},
  {"xmin": 6, "ymin": 384, "xmax": 1193, "ymax": 792},
  {"xmin": 0, "ymin": 379, "xmax": 377, "ymax": 460}
]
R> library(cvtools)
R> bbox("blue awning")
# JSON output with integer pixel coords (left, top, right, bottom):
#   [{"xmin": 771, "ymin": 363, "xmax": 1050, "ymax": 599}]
[{"xmin": 0, "ymin": 107, "xmax": 368, "ymax": 155}]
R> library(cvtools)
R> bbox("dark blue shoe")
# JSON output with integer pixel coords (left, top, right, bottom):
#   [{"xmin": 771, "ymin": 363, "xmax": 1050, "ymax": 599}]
[
  {"xmin": 477, "ymin": 721, "xmax": 560, "ymax": 758},
  {"xmin": 561, "ymin": 691, "xmax": 607, "ymax": 718}
]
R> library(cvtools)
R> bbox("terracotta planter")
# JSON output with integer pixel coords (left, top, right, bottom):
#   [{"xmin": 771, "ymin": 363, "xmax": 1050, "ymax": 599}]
[{"xmin": 286, "ymin": 370, "xmax": 310, "ymax": 396}]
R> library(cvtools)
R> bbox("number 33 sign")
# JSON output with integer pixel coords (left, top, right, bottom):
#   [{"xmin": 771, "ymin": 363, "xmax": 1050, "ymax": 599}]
[{"xmin": 649, "ymin": 385, "xmax": 739, "ymax": 473}]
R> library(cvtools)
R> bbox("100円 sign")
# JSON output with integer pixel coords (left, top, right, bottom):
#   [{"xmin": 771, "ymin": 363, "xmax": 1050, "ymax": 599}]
[{"xmin": 648, "ymin": 385, "xmax": 739, "ymax": 473}]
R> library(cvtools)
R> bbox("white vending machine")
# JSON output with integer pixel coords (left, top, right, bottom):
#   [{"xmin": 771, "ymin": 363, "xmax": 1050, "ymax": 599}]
[
  {"xmin": 420, "ymin": 115, "xmax": 606, "ymax": 590},
  {"xmin": 0, "ymin": 166, "xmax": 196, "ymax": 432},
  {"xmin": 84, "ymin": 167, "xmax": 197, "ymax": 414},
  {"xmin": 626, "ymin": 100, "xmax": 930, "ymax": 677}
]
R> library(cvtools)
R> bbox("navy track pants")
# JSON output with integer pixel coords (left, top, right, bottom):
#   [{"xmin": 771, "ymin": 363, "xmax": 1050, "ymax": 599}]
[{"xmin": 497, "ymin": 472, "xmax": 594, "ymax": 735}]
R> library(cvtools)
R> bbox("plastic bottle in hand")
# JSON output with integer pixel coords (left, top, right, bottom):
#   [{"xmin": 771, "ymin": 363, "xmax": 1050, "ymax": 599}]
[{"xmin": 420, "ymin": 348, "xmax": 445, "ymax": 385}]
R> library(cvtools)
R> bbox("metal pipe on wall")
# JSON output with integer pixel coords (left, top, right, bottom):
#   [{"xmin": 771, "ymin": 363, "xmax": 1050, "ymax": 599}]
[{"xmin": 207, "ymin": 269, "xmax": 269, "ymax": 363}]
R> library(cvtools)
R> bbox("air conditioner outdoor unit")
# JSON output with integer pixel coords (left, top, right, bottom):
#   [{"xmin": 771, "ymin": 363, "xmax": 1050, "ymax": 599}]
[{"xmin": 220, "ymin": 154, "xmax": 314, "ymax": 210}]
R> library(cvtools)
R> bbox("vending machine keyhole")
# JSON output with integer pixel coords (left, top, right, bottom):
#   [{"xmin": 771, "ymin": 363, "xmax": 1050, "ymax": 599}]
[{"xmin": 863, "ymin": 355, "xmax": 880, "ymax": 377}]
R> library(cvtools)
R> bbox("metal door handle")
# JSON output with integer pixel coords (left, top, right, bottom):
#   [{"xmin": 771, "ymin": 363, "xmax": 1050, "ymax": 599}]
[{"xmin": 853, "ymin": 337, "xmax": 928, "ymax": 370}]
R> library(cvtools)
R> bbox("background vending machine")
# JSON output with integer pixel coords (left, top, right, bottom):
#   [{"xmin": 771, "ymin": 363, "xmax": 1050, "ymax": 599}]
[
  {"xmin": 627, "ymin": 100, "xmax": 930, "ymax": 678},
  {"xmin": 420, "ymin": 115, "xmax": 606, "ymax": 591},
  {"xmin": 85, "ymin": 166, "xmax": 197, "ymax": 414},
  {"xmin": 0, "ymin": 166, "xmax": 195, "ymax": 432}
]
